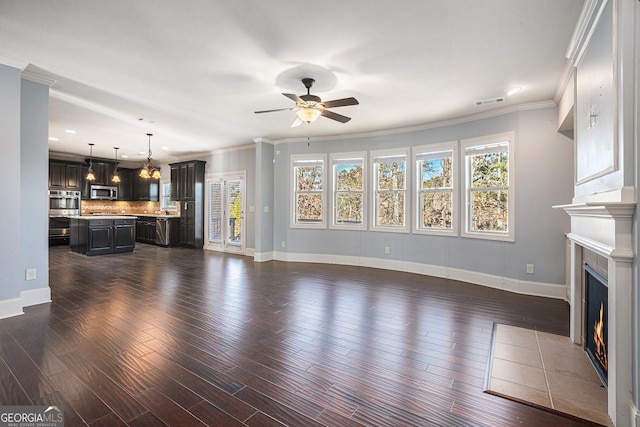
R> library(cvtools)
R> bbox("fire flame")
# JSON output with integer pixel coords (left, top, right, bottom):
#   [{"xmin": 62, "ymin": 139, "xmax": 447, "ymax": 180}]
[{"xmin": 593, "ymin": 302, "xmax": 608, "ymax": 372}]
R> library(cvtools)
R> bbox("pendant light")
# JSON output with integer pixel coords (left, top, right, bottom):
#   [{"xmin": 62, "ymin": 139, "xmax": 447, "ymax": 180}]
[
  {"xmin": 139, "ymin": 133, "xmax": 161, "ymax": 179},
  {"xmin": 111, "ymin": 147, "xmax": 121, "ymax": 183},
  {"xmin": 86, "ymin": 143, "xmax": 96, "ymax": 181}
]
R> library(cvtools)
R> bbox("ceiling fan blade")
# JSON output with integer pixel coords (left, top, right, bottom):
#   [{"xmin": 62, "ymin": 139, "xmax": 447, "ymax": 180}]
[
  {"xmin": 290, "ymin": 117, "xmax": 303, "ymax": 127},
  {"xmin": 282, "ymin": 93, "xmax": 303, "ymax": 103},
  {"xmin": 321, "ymin": 109, "xmax": 351, "ymax": 123},
  {"xmin": 321, "ymin": 97, "xmax": 359, "ymax": 108},
  {"xmin": 254, "ymin": 107, "xmax": 294, "ymax": 114}
]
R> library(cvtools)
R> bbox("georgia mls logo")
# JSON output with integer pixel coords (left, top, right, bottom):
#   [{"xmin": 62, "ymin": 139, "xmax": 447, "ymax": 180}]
[{"xmin": 0, "ymin": 405, "xmax": 64, "ymax": 427}]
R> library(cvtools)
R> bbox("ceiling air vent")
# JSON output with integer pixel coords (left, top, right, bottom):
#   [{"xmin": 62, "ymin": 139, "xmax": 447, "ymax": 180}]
[{"xmin": 474, "ymin": 97, "xmax": 506, "ymax": 106}]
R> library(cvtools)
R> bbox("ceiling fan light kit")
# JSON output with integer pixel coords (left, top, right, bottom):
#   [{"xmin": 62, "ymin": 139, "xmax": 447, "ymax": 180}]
[
  {"xmin": 256, "ymin": 78, "xmax": 358, "ymax": 126},
  {"xmin": 297, "ymin": 107, "xmax": 321, "ymax": 123}
]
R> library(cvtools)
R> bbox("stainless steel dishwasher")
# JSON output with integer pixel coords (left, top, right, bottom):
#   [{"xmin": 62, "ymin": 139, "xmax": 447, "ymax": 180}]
[{"xmin": 155, "ymin": 217, "xmax": 171, "ymax": 246}]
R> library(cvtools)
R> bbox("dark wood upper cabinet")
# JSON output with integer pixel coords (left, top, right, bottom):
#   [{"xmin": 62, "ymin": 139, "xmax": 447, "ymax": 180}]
[
  {"xmin": 49, "ymin": 160, "xmax": 83, "ymax": 191},
  {"xmin": 116, "ymin": 168, "xmax": 135, "ymax": 201},
  {"xmin": 65, "ymin": 164, "xmax": 83, "ymax": 190},
  {"xmin": 135, "ymin": 170, "xmax": 159, "ymax": 202},
  {"xmin": 171, "ymin": 160, "xmax": 205, "ymax": 202},
  {"xmin": 49, "ymin": 162, "xmax": 65, "ymax": 189}
]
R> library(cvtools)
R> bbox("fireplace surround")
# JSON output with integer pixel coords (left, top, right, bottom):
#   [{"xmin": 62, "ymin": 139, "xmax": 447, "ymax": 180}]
[{"xmin": 556, "ymin": 202, "xmax": 634, "ymax": 426}]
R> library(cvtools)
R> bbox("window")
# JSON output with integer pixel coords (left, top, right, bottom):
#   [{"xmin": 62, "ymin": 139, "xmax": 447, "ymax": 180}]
[
  {"xmin": 331, "ymin": 153, "xmax": 366, "ymax": 229},
  {"xmin": 291, "ymin": 155, "xmax": 326, "ymax": 228},
  {"xmin": 461, "ymin": 132, "xmax": 514, "ymax": 241},
  {"xmin": 371, "ymin": 148, "xmax": 409, "ymax": 232},
  {"xmin": 414, "ymin": 142, "xmax": 457, "ymax": 235},
  {"xmin": 160, "ymin": 183, "xmax": 177, "ymax": 211}
]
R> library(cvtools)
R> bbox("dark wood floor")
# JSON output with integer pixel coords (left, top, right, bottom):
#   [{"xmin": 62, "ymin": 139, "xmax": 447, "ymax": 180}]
[{"xmin": 0, "ymin": 245, "xmax": 591, "ymax": 426}]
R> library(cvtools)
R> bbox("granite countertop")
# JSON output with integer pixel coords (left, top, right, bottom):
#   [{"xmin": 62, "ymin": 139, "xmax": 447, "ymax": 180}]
[
  {"xmin": 69, "ymin": 215, "xmax": 139, "ymax": 220},
  {"xmin": 136, "ymin": 213, "xmax": 180, "ymax": 218}
]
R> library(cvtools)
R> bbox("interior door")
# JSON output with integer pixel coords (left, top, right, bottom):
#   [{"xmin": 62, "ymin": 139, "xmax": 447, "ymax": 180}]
[{"xmin": 207, "ymin": 173, "xmax": 245, "ymax": 254}]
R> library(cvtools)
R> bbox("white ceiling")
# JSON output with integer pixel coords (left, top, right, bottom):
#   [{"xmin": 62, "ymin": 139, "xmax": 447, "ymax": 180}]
[{"xmin": 0, "ymin": 0, "xmax": 584, "ymax": 163}]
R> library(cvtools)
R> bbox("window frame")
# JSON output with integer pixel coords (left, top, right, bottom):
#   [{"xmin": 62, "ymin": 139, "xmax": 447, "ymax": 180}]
[
  {"xmin": 160, "ymin": 182, "xmax": 177, "ymax": 211},
  {"xmin": 412, "ymin": 141, "xmax": 458, "ymax": 236},
  {"xmin": 330, "ymin": 152, "xmax": 367, "ymax": 230},
  {"xmin": 290, "ymin": 153, "xmax": 327, "ymax": 229},
  {"xmin": 370, "ymin": 147, "xmax": 410, "ymax": 233},
  {"xmin": 461, "ymin": 132, "xmax": 515, "ymax": 242}
]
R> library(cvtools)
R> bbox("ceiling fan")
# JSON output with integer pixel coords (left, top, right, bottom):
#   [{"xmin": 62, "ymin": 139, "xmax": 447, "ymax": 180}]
[{"xmin": 255, "ymin": 78, "xmax": 359, "ymax": 127}]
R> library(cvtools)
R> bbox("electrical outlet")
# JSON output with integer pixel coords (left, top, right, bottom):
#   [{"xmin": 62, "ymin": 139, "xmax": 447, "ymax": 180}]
[
  {"xmin": 526, "ymin": 264, "xmax": 534, "ymax": 274},
  {"xmin": 384, "ymin": 247, "xmax": 390, "ymax": 254},
  {"xmin": 263, "ymin": 206, "xmax": 270, "ymax": 213},
  {"xmin": 281, "ymin": 241, "xmax": 286, "ymax": 248},
  {"xmin": 25, "ymin": 268, "xmax": 36, "ymax": 280}
]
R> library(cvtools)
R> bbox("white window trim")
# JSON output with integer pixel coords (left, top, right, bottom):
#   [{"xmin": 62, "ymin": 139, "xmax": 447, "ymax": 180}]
[
  {"xmin": 412, "ymin": 141, "xmax": 458, "ymax": 236},
  {"xmin": 160, "ymin": 182, "xmax": 177, "ymax": 211},
  {"xmin": 329, "ymin": 152, "xmax": 367, "ymax": 230},
  {"xmin": 461, "ymin": 131, "xmax": 515, "ymax": 242},
  {"xmin": 370, "ymin": 147, "xmax": 410, "ymax": 233},
  {"xmin": 290, "ymin": 153, "xmax": 327, "ymax": 229}
]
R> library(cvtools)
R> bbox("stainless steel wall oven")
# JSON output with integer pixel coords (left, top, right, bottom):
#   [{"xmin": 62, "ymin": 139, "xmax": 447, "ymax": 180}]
[{"xmin": 49, "ymin": 190, "xmax": 80, "ymax": 245}]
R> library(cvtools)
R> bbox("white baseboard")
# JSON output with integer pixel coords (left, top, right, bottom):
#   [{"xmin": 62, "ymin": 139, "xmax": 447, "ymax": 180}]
[
  {"xmin": 21, "ymin": 286, "xmax": 51, "ymax": 307},
  {"xmin": 0, "ymin": 297, "xmax": 24, "ymax": 319},
  {"xmin": 265, "ymin": 251, "xmax": 566, "ymax": 299},
  {"xmin": 253, "ymin": 251, "xmax": 274, "ymax": 262},
  {"xmin": 0, "ymin": 287, "xmax": 52, "ymax": 320}
]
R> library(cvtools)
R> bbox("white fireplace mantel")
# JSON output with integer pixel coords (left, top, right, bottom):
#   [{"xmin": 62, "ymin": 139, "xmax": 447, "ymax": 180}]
[{"xmin": 555, "ymin": 201, "xmax": 635, "ymax": 426}]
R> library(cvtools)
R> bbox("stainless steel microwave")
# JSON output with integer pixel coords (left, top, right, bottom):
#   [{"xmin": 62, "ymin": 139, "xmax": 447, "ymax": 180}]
[{"xmin": 90, "ymin": 185, "xmax": 118, "ymax": 200}]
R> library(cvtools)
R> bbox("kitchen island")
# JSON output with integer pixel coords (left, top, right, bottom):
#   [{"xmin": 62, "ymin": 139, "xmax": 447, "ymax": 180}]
[{"xmin": 69, "ymin": 216, "xmax": 136, "ymax": 256}]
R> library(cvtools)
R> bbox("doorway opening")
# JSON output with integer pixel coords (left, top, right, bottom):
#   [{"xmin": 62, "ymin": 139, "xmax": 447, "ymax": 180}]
[{"xmin": 206, "ymin": 172, "xmax": 245, "ymax": 255}]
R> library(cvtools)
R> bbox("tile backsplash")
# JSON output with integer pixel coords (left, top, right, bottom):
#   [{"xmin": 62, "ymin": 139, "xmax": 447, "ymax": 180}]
[{"xmin": 81, "ymin": 200, "xmax": 174, "ymax": 215}]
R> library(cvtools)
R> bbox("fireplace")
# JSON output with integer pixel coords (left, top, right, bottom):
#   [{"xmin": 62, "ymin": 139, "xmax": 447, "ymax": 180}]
[
  {"xmin": 556, "ymin": 201, "xmax": 635, "ymax": 426},
  {"xmin": 584, "ymin": 264, "xmax": 607, "ymax": 386}
]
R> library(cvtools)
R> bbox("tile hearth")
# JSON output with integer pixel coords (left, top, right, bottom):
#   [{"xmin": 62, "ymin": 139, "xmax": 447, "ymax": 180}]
[{"xmin": 486, "ymin": 324, "xmax": 611, "ymax": 426}]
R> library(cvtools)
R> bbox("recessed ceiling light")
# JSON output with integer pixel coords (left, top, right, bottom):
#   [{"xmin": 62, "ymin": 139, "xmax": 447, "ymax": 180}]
[
  {"xmin": 506, "ymin": 86, "xmax": 522, "ymax": 96},
  {"xmin": 161, "ymin": 146, "xmax": 169, "ymax": 150},
  {"xmin": 65, "ymin": 129, "xmax": 76, "ymax": 134},
  {"xmin": 48, "ymin": 137, "xmax": 59, "ymax": 141},
  {"xmin": 139, "ymin": 151, "xmax": 147, "ymax": 155},
  {"xmin": 121, "ymin": 155, "xmax": 129, "ymax": 159}
]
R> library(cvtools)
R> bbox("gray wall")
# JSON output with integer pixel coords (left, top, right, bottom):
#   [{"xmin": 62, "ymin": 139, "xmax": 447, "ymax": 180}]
[
  {"xmin": 0, "ymin": 66, "xmax": 49, "ymax": 315},
  {"xmin": 0, "ymin": 65, "xmax": 22, "ymax": 303},
  {"xmin": 271, "ymin": 106, "xmax": 573, "ymax": 286},
  {"xmin": 20, "ymin": 79, "xmax": 49, "ymax": 294},
  {"xmin": 255, "ymin": 141, "xmax": 274, "ymax": 254}
]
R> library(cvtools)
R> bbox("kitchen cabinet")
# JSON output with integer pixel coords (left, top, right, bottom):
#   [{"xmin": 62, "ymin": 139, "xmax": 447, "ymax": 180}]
[
  {"xmin": 179, "ymin": 201, "xmax": 197, "ymax": 247},
  {"xmin": 117, "ymin": 168, "xmax": 135, "ymax": 201},
  {"xmin": 136, "ymin": 216, "xmax": 157, "ymax": 244},
  {"xmin": 135, "ymin": 171, "xmax": 159, "ymax": 202},
  {"xmin": 65, "ymin": 164, "xmax": 83, "ymax": 189},
  {"xmin": 70, "ymin": 217, "xmax": 136, "ymax": 256},
  {"xmin": 170, "ymin": 160, "xmax": 206, "ymax": 248},
  {"xmin": 85, "ymin": 161, "xmax": 115, "ymax": 186},
  {"xmin": 49, "ymin": 160, "xmax": 83, "ymax": 190},
  {"xmin": 92, "ymin": 162, "xmax": 111, "ymax": 185}
]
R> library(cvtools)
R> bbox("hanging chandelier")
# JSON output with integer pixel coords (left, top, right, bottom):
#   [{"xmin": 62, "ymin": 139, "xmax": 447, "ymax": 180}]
[
  {"xmin": 140, "ymin": 133, "xmax": 161, "ymax": 179},
  {"xmin": 111, "ymin": 147, "xmax": 121, "ymax": 183}
]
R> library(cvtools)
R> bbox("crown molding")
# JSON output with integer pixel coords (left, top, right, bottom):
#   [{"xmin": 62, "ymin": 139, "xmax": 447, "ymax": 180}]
[
  {"xmin": 21, "ymin": 69, "xmax": 57, "ymax": 87},
  {"xmin": 270, "ymin": 100, "xmax": 555, "ymax": 145}
]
